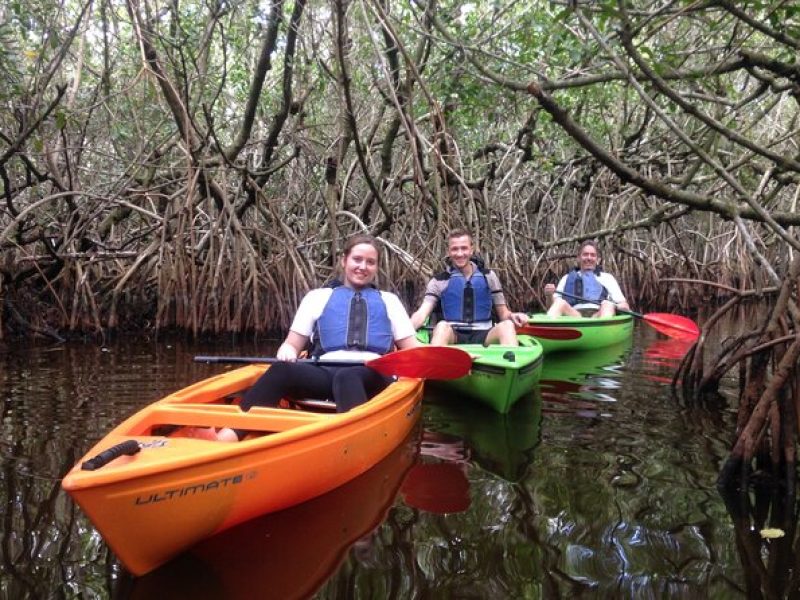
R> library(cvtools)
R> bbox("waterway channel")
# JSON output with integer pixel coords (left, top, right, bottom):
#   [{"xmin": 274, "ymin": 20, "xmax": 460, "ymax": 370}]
[{"xmin": 0, "ymin": 323, "xmax": 773, "ymax": 598}]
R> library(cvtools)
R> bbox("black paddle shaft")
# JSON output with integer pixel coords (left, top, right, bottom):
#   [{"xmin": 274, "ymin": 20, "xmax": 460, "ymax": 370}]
[
  {"xmin": 555, "ymin": 291, "xmax": 644, "ymax": 319},
  {"xmin": 193, "ymin": 355, "xmax": 367, "ymax": 366}
]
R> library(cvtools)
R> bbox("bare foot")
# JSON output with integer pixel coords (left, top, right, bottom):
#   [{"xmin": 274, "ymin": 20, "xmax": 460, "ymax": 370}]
[
  {"xmin": 174, "ymin": 426, "xmax": 219, "ymax": 441},
  {"xmin": 216, "ymin": 427, "xmax": 240, "ymax": 442}
]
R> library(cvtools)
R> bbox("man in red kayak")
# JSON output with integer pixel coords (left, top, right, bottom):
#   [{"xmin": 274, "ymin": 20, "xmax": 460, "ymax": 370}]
[
  {"xmin": 410, "ymin": 228, "xmax": 528, "ymax": 346},
  {"xmin": 544, "ymin": 240, "xmax": 630, "ymax": 318}
]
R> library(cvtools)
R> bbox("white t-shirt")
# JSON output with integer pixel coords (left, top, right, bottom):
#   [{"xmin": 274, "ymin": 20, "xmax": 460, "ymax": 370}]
[
  {"xmin": 555, "ymin": 271, "xmax": 626, "ymax": 309},
  {"xmin": 290, "ymin": 287, "xmax": 416, "ymax": 360}
]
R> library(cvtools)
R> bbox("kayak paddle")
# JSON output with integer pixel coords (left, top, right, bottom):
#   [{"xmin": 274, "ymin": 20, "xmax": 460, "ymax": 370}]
[
  {"xmin": 515, "ymin": 324, "xmax": 582, "ymax": 340},
  {"xmin": 552, "ymin": 290, "xmax": 700, "ymax": 340},
  {"xmin": 423, "ymin": 321, "xmax": 583, "ymax": 341},
  {"xmin": 194, "ymin": 346, "xmax": 472, "ymax": 380}
]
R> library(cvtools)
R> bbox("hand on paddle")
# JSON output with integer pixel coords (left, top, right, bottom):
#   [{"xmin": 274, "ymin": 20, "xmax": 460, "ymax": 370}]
[
  {"xmin": 508, "ymin": 312, "xmax": 529, "ymax": 327},
  {"xmin": 276, "ymin": 342, "xmax": 299, "ymax": 361}
]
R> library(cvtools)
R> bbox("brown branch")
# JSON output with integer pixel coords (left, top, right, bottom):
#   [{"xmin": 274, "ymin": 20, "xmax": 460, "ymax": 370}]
[
  {"xmin": 617, "ymin": 17, "xmax": 800, "ymax": 174},
  {"xmin": 526, "ymin": 81, "xmax": 800, "ymax": 226},
  {"xmin": 224, "ymin": 0, "xmax": 285, "ymax": 161},
  {"xmin": 126, "ymin": 0, "xmax": 199, "ymax": 147},
  {"xmin": 727, "ymin": 335, "xmax": 800, "ymax": 464},
  {"xmin": 715, "ymin": 0, "xmax": 800, "ymax": 51},
  {"xmin": 333, "ymin": 0, "xmax": 391, "ymax": 226},
  {"xmin": 0, "ymin": 85, "xmax": 68, "ymax": 167},
  {"xmin": 255, "ymin": 0, "xmax": 307, "ymax": 183}
]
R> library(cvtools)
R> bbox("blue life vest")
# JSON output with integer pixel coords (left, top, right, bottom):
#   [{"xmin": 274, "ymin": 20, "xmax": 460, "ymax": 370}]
[
  {"xmin": 563, "ymin": 269, "xmax": 608, "ymax": 306},
  {"xmin": 314, "ymin": 286, "xmax": 394, "ymax": 356},
  {"xmin": 439, "ymin": 264, "xmax": 493, "ymax": 323}
]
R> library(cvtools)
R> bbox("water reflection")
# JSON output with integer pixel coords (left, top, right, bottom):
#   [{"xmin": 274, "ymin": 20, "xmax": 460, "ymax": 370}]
[
  {"xmin": 539, "ymin": 340, "xmax": 630, "ymax": 419},
  {"xmin": 119, "ymin": 431, "xmax": 420, "ymax": 600},
  {"xmin": 0, "ymin": 329, "xmax": 772, "ymax": 598},
  {"xmin": 423, "ymin": 392, "xmax": 542, "ymax": 482},
  {"xmin": 0, "ymin": 337, "xmax": 273, "ymax": 598},
  {"xmin": 398, "ymin": 429, "xmax": 472, "ymax": 514},
  {"xmin": 720, "ymin": 486, "xmax": 796, "ymax": 598}
]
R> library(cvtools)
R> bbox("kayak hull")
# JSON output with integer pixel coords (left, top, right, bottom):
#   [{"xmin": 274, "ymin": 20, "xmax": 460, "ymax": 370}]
[
  {"xmin": 429, "ymin": 338, "xmax": 544, "ymax": 413},
  {"xmin": 132, "ymin": 432, "xmax": 418, "ymax": 597},
  {"xmin": 61, "ymin": 365, "xmax": 423, "ymax": 576},
  {"xmin": 522, "ymin": 314, "xmax": 634, "ymax": 353}
]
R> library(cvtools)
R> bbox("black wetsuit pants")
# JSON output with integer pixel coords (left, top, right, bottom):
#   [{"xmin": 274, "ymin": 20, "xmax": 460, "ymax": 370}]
[{"xmin": 239, "ymin": 362, "xmax": 393, "ymax": 414}]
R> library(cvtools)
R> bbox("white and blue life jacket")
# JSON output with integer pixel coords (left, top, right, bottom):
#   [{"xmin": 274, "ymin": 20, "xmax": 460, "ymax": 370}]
[
  {"xmin": 563, "ymin": 268, "xmax": 608, "ymax": 306},
  {"xmin": 314, "ymin": 285, "xmax": 394, "ymax": 356}
]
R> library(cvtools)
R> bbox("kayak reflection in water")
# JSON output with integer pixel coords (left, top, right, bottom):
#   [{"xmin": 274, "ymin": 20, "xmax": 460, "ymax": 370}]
[{"xmin": 400, "ymin": 431, "xmax": 471, "ymax": 514}]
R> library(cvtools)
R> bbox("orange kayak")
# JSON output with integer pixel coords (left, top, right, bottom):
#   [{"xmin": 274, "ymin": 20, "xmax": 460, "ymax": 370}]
[
  {"xmin": 61, "ymin": 364, "xmax": 423, "ymax": 576},
  {"xmin": 129, "ymin": 432, "xmax": 419, "ymax": 598}
]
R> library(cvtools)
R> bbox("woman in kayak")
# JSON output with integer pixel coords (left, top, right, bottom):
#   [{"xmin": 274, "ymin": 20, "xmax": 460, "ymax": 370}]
[{"xmin": 215, "ymin": 234, "xmax": 419, "ymax": 441}]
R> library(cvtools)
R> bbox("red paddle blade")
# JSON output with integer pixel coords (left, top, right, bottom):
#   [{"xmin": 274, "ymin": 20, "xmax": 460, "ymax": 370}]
[
  {"xmin": 645, "ymin": 338, "xmax": 695, "ymax": 360},
  {"xmin": 643, "ymin": 313, "xmax": 700, "ymax": 341},
  {"xmin": 367, "ymin": 346, "xmax": 472, "ymax": 380},
  {"xmin": 516, "ymin": 325, "xmax": 582, "ymax": 340},
  {"xmin": 401, "ymin": 463, "xmax": 470, "ymax": 514}
]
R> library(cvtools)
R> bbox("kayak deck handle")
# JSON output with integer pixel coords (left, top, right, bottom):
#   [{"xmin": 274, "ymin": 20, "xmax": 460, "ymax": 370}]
[{"xmin": 81, "ymin": 440, "xmax": 141, "ymax": 471}]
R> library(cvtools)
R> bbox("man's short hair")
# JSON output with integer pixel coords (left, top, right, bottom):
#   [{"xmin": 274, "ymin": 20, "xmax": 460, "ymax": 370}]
[{"xmin": 448, "ymin": 228, "xmax": 472, "ymax": 241}]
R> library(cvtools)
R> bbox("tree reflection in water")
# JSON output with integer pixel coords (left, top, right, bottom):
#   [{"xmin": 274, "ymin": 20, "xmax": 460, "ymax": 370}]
[{"xmin": 1, "ymin": 325, "xmax": 789, "ymax": 597}]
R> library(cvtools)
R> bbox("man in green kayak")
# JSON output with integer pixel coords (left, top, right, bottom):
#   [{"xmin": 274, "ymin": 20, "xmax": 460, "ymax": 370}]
[
  {"xmin": 410, "ymin": 228, "xmax": 528, "ymax": 346},
  {"xmin": 544, "ymin": 240, "xmax": 630, "ymax": 318}
]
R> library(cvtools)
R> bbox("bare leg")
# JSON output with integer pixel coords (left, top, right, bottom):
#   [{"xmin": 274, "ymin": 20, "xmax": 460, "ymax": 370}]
[
  {"xmin": 430, "ymin": 321, "xmax": 456, "ymax": 345},
  {"xmin": 594, "ymin": 300, "xmax": 616, "ymax": 318},
  {"xmin": 216, "ymin": 428, "xmax": 239, "ymax": 442},
  {"xmin": 177, "ymin": 426, "xmax": 220, "ymax": 441},
  {"xmin": 547, "ymin": 298, "xmax": 581, "ymax": 318},
  {"xmin": 484, "ymin": 320, "xmax": 518, "ymax": 346}
]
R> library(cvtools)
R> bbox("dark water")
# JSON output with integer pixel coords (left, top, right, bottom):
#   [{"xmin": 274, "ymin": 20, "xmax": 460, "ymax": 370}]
[{"xmin": 0, "ymin": 327, "xmax": 764, "ymax": 598}]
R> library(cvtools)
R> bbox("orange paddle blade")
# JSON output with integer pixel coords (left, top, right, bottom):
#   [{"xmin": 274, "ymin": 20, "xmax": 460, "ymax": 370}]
[
  {"xmin": 367, "ymin": 346, "xmax": 472, "ymax": 380},
  {"xmin": 643, "ymin": 313, "xmax": 700, "ymax": 341}
]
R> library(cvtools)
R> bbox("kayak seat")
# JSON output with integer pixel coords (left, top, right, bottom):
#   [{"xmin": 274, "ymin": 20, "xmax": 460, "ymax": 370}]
[
  {"xmin": 139, "ymin": 403, "xmax": 329, "ymax": 433},
  {"xmin": 292, "ymin": 398, "xmax": 337, "ymax": 412}
]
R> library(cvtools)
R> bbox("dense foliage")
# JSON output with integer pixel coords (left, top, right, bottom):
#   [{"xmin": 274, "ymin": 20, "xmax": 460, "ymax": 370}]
[
  {"xmin": 2, "ymin": 0, "xmax": 799, "ymax": 337},
  {"xmin": 2, "ymin": 0, "xmax": 800, "ymax": 570}
]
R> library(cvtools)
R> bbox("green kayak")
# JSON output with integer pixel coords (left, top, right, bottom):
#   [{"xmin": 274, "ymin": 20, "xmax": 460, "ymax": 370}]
[
  {"xmin": 519, "ymin": 313, "xmax": 634, "ymax": 354},
  {"xmin": 419, "ymin": 331, "xmax": 544, "ymax": 414}
]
